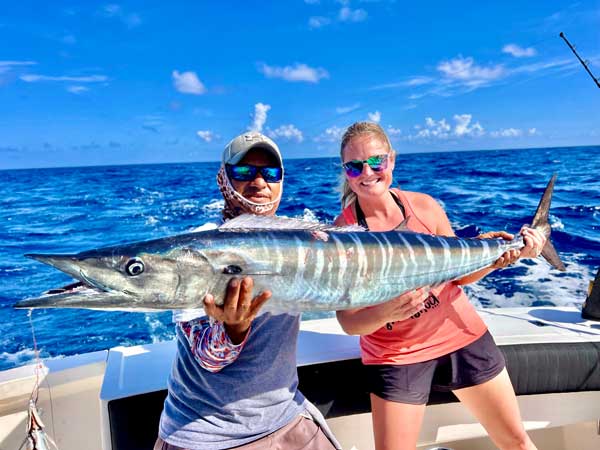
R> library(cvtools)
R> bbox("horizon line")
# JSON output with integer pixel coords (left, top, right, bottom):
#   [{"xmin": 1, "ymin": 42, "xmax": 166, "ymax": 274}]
[{"xmin": 1, "ymin": 143, "xmax": 599, "ymax": 172}]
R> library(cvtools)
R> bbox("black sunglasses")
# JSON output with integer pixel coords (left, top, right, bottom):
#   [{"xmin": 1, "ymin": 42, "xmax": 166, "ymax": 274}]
[{"xmin": 226, "ymin": 164, "xmax": 283, "ymax": 183}]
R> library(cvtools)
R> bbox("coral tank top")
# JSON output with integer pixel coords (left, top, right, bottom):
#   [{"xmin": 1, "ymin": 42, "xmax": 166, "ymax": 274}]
[{"xmin": 342, "ymin": 189, "xmax": 488, "ymax": 365}]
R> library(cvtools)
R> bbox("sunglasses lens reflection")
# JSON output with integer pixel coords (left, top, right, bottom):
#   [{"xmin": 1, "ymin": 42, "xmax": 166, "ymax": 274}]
[
  {"xmin": 343, "ymin": 154, "xmax": 388, "ymax": 178},
  {"xmin": 227, "ymin": 165, "xmax": 283, "ymax": 183}
]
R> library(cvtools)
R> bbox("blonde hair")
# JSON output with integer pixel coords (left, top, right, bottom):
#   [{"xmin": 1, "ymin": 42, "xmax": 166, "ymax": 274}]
[{"xmin": 338, "ymin": 121, "xmax": 394, "ymax": 208}]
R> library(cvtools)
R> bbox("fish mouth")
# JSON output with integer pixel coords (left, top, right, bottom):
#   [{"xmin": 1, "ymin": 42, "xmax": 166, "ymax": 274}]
[
  {"xmin": 25, "ymin": 253, "xmax": 110, "ymax": 292},
  {"xmin": 13, "ymin": 282, "xmax": 133, "ymax": 310},
  {"xmin": 15, "ymin": 253, "xmax": 135, "ymax": 310},
  {"xmin": 78, "ymin": 269, "xmax": 110, "ymax": 292},
  {"xmin": 26, "ymin": 253, "xmax": 87, "ymax": 279}
]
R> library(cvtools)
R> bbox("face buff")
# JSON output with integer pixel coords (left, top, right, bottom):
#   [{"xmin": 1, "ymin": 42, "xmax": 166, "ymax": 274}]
[{"xmin": 216, "ymin": 166, "xmax": 283, "ymax": 220}]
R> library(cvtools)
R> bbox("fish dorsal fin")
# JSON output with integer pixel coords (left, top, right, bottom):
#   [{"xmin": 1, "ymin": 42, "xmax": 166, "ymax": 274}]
[{"xmin": 218, "ymin": 214, "xmax": 365, "ymax": 233}]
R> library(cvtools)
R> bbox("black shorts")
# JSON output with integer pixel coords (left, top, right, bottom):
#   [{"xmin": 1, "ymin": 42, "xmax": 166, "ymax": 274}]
[{"xmin": 365, "ymin": 331, "xmax": 506, "ymax": 405}]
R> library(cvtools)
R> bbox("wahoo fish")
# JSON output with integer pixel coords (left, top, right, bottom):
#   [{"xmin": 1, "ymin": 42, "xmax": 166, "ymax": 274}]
[{"xmin": 15, "ymin": 176, "xmax": 565, "ymax": 313}]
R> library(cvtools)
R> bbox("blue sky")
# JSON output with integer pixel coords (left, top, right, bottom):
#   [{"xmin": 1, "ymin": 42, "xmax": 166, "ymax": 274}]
[{"xmin": 1, "ymin": 1, "xmax": 599, "ymax": 169}]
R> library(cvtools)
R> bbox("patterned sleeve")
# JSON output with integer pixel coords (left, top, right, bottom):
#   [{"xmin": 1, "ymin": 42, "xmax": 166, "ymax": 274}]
[{"xmin": 178, "ymin": 316, "xmax": 249, "ymax": 372}]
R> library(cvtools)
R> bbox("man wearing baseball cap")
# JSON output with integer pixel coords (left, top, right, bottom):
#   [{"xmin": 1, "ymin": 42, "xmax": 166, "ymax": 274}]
[
  {"xmin": 217, "ymin": 132, "xmax": 284, "ymax": 220},
  {"xmin": 156, "ymin": 132, "xmax": 340, "ymax": 450}
]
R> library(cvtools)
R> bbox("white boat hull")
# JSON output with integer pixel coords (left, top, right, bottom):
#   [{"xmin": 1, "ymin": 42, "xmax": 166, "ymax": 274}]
[{"xmin": 1, "ymin": 306, "xmax": 600, "ymax": 450}]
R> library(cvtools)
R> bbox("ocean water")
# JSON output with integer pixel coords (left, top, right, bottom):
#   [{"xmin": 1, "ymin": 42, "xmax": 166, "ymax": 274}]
[{"xmin": 1, "ymin": 145, "xmax": 599, "ymax": 371}]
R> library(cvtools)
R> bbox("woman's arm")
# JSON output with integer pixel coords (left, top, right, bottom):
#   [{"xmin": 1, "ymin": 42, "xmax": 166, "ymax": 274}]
[
  {"xmin": 413, "ymin": 194, "xmax": 546, "ymax": 285},
  {"xmin": 454, "ymin": 231, "xmax": 519, "ymax": 285},
  {"xmin": 336, "ymin": 288, "xmax": 429, "ymax": 335},
  {"xmin": 455, "ymin": 227, "xmax": 546, "ymax": 284}
]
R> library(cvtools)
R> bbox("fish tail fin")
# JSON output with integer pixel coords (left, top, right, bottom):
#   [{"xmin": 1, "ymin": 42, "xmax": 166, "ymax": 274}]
[{"xmin": 530, "ymin": 174, "xmax": 566, "ymax": 271}]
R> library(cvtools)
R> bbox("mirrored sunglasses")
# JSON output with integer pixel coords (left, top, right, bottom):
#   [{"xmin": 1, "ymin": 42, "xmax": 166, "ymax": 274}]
[
  {"xmin": 226, "ymin": 164, "xmax": 283, "ymax": 183},
  {"xmin": 342, "ymin": 154, "xmax": 389, "ymax": 178}
]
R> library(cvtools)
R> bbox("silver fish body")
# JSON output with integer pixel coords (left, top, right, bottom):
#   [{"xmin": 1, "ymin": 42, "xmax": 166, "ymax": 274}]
[{"xmin": 14, "ymin": 176, "xmax": 565, "ymax": 313}]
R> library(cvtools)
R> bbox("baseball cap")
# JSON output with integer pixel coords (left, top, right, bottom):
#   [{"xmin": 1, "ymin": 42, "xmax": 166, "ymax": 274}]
[{"xmin": 222, "ymin": 132, "xmax": 283, "ymax": 167}]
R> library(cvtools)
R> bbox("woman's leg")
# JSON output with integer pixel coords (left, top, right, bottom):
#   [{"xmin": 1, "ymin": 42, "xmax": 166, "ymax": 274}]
[
  {"xmin": 370, "ymin": 393, "xmax": 426, "ymax": 450},
  {"xmin": 452, "ymin": 368, "xmax": 537, "ymax": 450}
]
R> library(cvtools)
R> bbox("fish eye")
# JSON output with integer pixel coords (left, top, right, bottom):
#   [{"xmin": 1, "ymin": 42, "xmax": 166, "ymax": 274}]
[
  {"xmin": 125, "ymin": 258, "xmax": 145, "ymax": 276},
  {"xmin": 223, "ymin": 265, "xmax": 243, "ymax": 274}
]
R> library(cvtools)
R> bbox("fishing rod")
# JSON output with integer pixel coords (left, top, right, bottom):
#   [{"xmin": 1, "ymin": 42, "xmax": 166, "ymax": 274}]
[{"xmin": 559, "ymin": 32, "xmax": 600, "ymax": 89}]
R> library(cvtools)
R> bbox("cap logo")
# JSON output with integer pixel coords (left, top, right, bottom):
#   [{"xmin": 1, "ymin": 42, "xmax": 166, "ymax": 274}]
[{"xmin": 243, "ymin": 133, "xmax": 262, "ymax": 142}]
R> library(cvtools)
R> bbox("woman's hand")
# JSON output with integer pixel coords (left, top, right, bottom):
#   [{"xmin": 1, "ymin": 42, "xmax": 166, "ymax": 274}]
[
  {"xmin": 336, "ymin": 287, "xmax": 430, "ymax": 335},
  {"xmin": 478, "ymin": 231, "xmax": 518, "ymax": 269},
  {"xmin": 519, "ymin": 226, "xmax": 546, "ymax": 259},
  {"xmin": 378, "ymin": 287, "xmax": 430, "ymax": 322},
  {"xmin": 478, "ymin": 227, "xmax": 546, "ymax": 270},
  {"xmin": 203, "ymin": 277, "xmax": 271, "ymax": 344}
]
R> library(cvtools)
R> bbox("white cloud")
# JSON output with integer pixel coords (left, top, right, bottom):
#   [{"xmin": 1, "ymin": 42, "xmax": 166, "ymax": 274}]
[
  {"xmin": 196, "ymin": 130, "xmax": 217, "ymax": 142},
  {"xmin": 336, "ymin": 103, "xmax": 360, "ymax": 114},
  {"xmin": 101, "ymin": 4, "xmax": 142, "ymax": 28},
  {"xmin": 368, "ymin": 110, "xmax": 381, "ymax": 123},
  {"xmin": 408, "ymin": 114, "xmax": 484, "ymax": 140},
  {"xmin": 139, "ymin": 114, "xmax": 164, "ymax": 133},
  {"xmin": 66, "ymin": 85, "xmax": 88, "ymax": 94},
  {"xmin": 20, "ymin": 74, "xmax": 107, "ymax": 82},
  {"xmin": 0, "ymin": 60, "xmax": 36, "ymax": 74},
  {"xmin": 0, "ymin": 60, "xmax": 36, "ymax": 67},
  {"xmin": 258, "ymin": 63, "xmax": 329, "ymax": 83},
  {"xmin": 339, "ymin": 7, "xmax": 368, "ymax": 22},
  {"xmin": 453, "ymin": 114, "xmax": 484, "ymax": 137},
  {"xmin": 417, "ymin": 117, "xmax": 451, "ymax": 138},
  {"xmin": 172, "ymin": 70, "xmax": 206, "ymax": 95},
  {"xmin": 103, "ymin": 4, "xmax": 121, "ymax": 15},
  {"xmin": 387, "ymin": 126, "xmax": 402, "ymax": 136},
  {"xmin": 248, "ymin": 103, "xmax": 271, "ymax": 132},
  {"xmin": 502, "ymin": 44, "xmax": 537, "ymax": 58},
  {"xmin": 268, "ymin": 124, "xmax": 304, "ymax": 142},
  {"xmin": 509, "ymin": 58, "xmax": 574, "ymax": 75},
  {"xmin": 314, "ymin": 126, "xmax": 345, "ymax": 143},
  {"xmin": 404, "ymin": 76, "xmax": 434, "ymax": 86},
  {"xmin": 489, "ymin": 127, "xmax": 538, "ymax": 138},
  {"xmin": 308, "ymin": 16, "xmax": 331, "ymax": 28},
  {"xmin": 369, "ymin": 76, "xmax": 434, "ymax": 91},
  {"xmin": 491, "ymin": 128, "xmax": 523, "ymax": 138},
  {"xmin": 437, "ymin": 56, "xmax": 505, "ymax": 87}
]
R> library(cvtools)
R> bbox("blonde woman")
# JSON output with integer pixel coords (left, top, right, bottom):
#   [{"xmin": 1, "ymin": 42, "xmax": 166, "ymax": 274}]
[{"xmin": 334, "ymin": 122, "xmax": 544, "ymax": 450}]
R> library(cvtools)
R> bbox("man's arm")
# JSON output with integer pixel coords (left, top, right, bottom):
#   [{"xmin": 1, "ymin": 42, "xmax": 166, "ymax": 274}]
[
  {"xmin": 181, "ymin": 277, "xmax": 271, "ymax": 372},
  {"xmin": 179, "ymin": 316, "xmax": 248, "ymax": 372}
]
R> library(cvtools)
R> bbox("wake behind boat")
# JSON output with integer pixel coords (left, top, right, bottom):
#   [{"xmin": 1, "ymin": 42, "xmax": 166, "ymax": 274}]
[{"xmin": 15, "ymin": 176, "xmax": 564, "ymax": 313}]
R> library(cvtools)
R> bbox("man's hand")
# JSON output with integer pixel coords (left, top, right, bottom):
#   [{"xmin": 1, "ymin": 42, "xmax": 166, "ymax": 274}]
[{"xmin": 203, "ymin": 277, "xmax": 271, "ymax": 344}]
